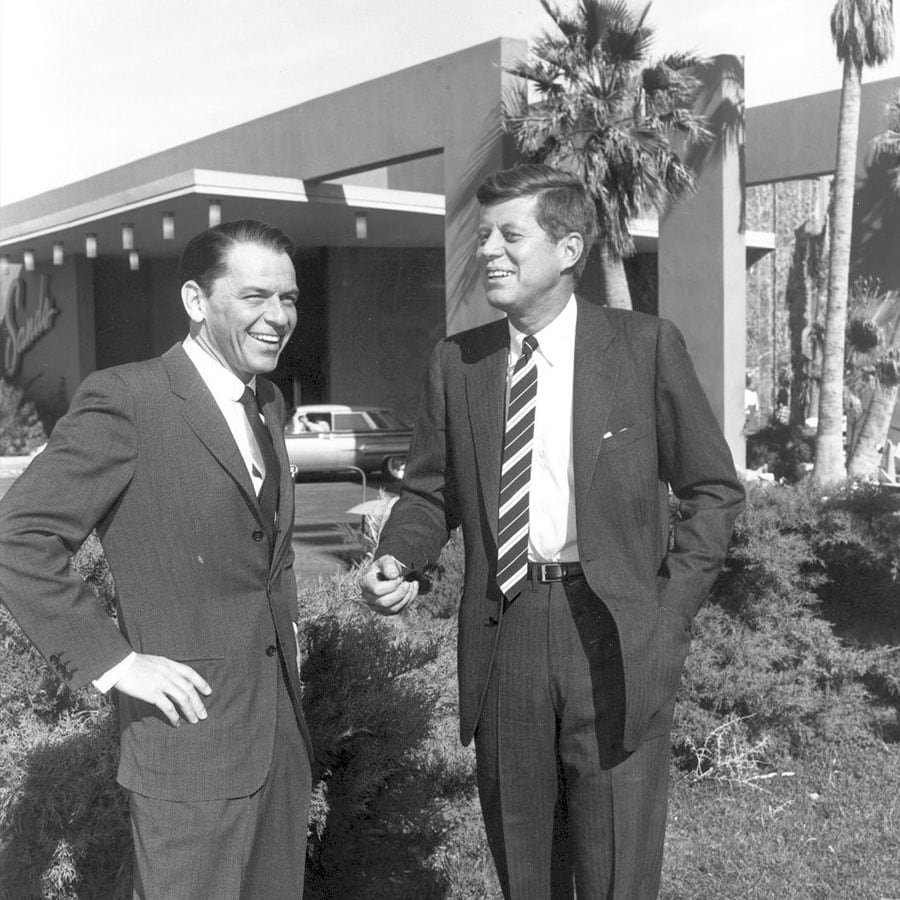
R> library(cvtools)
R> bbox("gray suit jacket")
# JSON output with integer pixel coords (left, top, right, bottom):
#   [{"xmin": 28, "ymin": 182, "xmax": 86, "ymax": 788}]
[
  {"xmin": 376, "ymin": 301, "xmax": 745, "ymax": 751},
  {"xmin": 0, "ymin": 343, "xmax": 312, "ymax": 800}
]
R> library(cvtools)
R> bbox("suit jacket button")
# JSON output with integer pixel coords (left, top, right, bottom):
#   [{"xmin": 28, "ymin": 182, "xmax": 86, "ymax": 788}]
[
  {"xmin": 265, "ymin": 644, "xmax": 277, "ymax": 657},
  {"xmin": 49, "ymin": 654, "xmax": 60, "ymax": 664},
  {"xmin": 252, "ymin": 530, "xmax": 265, "ymax": 542}
]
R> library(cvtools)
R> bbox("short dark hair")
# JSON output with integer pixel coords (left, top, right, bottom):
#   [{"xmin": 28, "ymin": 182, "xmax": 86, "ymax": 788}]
[
  {"xmin": 476, "ymin": 164, "xmax": 598, "ymax": 276},
  {"xmin": 179, "ymin": 220, "xmax": 295, "ymax": 294}
]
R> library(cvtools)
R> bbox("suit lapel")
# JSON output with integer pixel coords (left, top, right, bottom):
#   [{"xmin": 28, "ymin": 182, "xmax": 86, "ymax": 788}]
[
  {"xmin": 465, "ymin": 320, "xmax": 509, "ymax": 549},
  {"xmin": 258, "ymin": 381, "xmax": 293, "ymax": 570},
  {"xmin": 573, "ymin": 302, "xmax": 621, "ymax": 499},
  {"xmin": 163, "ymin": 344, "xmax": 262, "ymax": 528}
]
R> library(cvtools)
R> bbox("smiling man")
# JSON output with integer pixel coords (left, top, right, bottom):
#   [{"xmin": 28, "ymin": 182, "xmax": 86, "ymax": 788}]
[
  {"xmin": 361, "ymin": 166, "xmax": 744, "ymax": 899},
  {"xmin": 0, "ymin": 220, "xmax": 313, "ymax": 898}
]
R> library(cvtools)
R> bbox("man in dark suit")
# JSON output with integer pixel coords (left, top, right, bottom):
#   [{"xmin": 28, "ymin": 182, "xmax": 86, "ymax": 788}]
[
  {"xmin": 361, "ymin": 165, "xmax": 744, "ymax": 898},
  {"xmin": 0, "ymin": 220, "xmax": 312, "ymax": 898}
]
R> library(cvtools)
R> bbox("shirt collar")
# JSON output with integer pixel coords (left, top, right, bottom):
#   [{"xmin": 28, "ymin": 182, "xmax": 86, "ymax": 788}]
[
  {"xmin": 182, "ymin": 335, "xmax": 256, "ymax": 404},
  {"xmin": 507, "ymin": 295, "xmax": 577, "ymax": 367}
]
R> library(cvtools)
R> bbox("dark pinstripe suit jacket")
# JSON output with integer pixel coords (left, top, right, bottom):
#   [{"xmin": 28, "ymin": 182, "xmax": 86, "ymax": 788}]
[
  {"xmin": 376, "ymin": 301, "xmax": 745, "ymax": 752},
  {"xmin": 0, "ymin": 343, "xmax": 312, "ymax": 800}
]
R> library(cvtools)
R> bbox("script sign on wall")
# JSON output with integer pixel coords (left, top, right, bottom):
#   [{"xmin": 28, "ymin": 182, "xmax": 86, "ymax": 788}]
[{"xmin": 1, "ymin": 275, "xmax": 59, "ymax": 378}]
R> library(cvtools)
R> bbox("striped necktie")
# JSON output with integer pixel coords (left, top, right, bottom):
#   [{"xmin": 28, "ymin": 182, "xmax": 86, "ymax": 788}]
[
  {"xmin": 496, "ymin": 334, "xmax": 538, "ymax": 602},
  {"xmin": 239, "ymin": 386, "xmax": 280, "ymax": 546}
]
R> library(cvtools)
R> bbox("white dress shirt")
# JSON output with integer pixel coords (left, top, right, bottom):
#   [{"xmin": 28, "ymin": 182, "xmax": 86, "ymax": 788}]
[
  {"xmin": 182, "ymin": 336, "xmax": 267, "ymax": 493},
  {"xmin": 94, "ymin": 336, "xmax": 266, "ymax": 692},
  {"xmin": 506, "ymin": 296, "xmax": 579, "ymax": 563}
]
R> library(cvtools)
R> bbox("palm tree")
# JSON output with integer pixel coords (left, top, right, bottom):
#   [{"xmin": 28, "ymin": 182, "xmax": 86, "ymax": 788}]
[
  {"xmin": 503, "ymin": 0, "xmax": 711, "ymax": 309},
  {"xmin": 813, "ymin": 0, "xmax": 895, "ymax": 484},
  {"xmin": 844, "ymin": 280, "xmax": 900, "ymax": 477}
]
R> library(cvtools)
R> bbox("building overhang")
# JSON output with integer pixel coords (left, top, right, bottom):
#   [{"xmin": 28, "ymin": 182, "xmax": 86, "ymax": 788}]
[
  {"xmin": 0, "ymin": 174, "xmax": 775, "ymax": 270},
  {"xmin": 630, "ymin": 217, "xmax": 775, "ymax": 257},
  {"xmin": 0, "ymin": 169, "xmax": 447, "ymax": 266}
]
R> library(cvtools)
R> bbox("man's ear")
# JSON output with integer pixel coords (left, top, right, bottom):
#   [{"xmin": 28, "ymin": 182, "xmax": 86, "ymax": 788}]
[
  {"xmin": 559, "ymin": 232, "xmax": 585, "ymax": 275},
  {"xmin": 181, "ymin": 281, "xmax": 206, "ymax": 323}
]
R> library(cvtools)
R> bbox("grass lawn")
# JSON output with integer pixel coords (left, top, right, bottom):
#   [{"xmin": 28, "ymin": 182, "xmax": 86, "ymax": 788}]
[
  {"xmin": 663, "ymin": 741, "xmax": 900, "ymax": 899},
  {"xmin": 301, "ymin": 589, "xmax": 900, "ymax": 900},
  {"xmin": 305, "ymin": 693, "xmax": 900, "ymax": 898}
]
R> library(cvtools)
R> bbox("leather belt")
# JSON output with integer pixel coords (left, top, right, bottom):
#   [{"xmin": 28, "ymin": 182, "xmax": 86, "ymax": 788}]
[{"xmin": 527, "ymin": 561, "xmax": 584, "ymax": 582}]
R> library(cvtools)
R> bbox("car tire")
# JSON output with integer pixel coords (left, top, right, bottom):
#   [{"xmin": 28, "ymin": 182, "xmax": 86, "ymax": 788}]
[{"xmin": 383, "ymin": 455, "xmax": 407, "ymax": 481}]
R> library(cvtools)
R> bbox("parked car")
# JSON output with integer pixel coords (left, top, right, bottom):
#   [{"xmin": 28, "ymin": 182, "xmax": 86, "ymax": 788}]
[{"xmin": 283, "ymin": 404, "xmax": 411, "ymax": 480}]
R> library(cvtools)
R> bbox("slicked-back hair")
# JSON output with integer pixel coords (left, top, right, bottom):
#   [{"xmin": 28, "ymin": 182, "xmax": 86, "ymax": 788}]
[
  {"xmin": 179, "ymin": 220, "xmax": 296, "ymax": 294},
  {"xmin": 476, "ymin": 164, "xmax": 598, "ymax": 276}
]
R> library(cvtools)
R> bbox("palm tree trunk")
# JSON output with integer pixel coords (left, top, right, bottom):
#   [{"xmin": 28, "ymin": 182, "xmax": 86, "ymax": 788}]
[
  {"xmin": 846, "ymin": 382, "xmax": 900, "ymax": 477},
  {"xmin": 599, "ymin": 247, "xmax": 632, "ymax": 309},
  {"xmin": 813, "ymin": 57, "xmax": 862, "ymax": 484},
  {"xmin": 847, "ymin": 304, "xmax": 900, "ymax": 477}
]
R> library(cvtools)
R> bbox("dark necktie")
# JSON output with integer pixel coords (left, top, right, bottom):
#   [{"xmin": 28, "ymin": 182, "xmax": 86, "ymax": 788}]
[
  {"xmin": 496, "ymin": 334, "xmax": 538, "ymax": 602},
  {"xmin": 239, "ymin": 386, "xmax": 280, "ymax": 545}
]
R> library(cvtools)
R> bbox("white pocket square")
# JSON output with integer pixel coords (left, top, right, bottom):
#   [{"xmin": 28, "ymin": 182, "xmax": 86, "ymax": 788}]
[{"xmin": 602, "ymin": 426, "xmax": 629, "ymax": 440}]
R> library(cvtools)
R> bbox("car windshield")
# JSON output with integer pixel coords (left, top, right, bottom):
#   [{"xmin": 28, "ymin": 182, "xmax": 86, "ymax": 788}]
[
  {"xmin": 332, "ymin": 412, "xmax": 371, "ymax": 433},
  {"xmin": 368, "ymin": 411, "xmax": 409, "ymax": 430}
]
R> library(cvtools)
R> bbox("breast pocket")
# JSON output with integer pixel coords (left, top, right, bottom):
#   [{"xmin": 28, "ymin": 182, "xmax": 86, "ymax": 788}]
[{"xmin": 599, "ymin": 416, "xmax": 655, "ymax": 453}]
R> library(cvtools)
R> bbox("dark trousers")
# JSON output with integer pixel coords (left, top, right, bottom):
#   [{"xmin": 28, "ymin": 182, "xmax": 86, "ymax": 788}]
[
  {"xmin": 475, "ymin": 577, "xmax": 670, "ymax": 900},
  {"xmin": 129, "ymin": 663, "xmax": 312, "ymax": 899}
]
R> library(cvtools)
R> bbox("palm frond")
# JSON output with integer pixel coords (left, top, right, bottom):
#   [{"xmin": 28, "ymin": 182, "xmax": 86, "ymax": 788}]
[
  {"xmin": 862, "ymin": 0, "xmax": 896, "ymax": 65},
  {"xmin": 831, "ymin": 0, "xmax": 895, "ymax": 68},
  {"xmin": 657, "ymin": 50, "xmax": 707, "ymax": 71},
  {"xmin": 874, "ymin": 90, "xmax": 900, "ymax": 171},
  {"xmin": 504, "ymin": 0, "xmax": 714, "ymax": 262},
  {"xmin": 540, "ymin": 0, "xmax": 582, "ymax": 38}
]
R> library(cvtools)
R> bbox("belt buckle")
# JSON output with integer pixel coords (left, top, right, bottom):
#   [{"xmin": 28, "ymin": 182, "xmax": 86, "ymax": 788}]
[{"xmin": 540, "ymin": 563, "xmax": 564, "ymax": 582}]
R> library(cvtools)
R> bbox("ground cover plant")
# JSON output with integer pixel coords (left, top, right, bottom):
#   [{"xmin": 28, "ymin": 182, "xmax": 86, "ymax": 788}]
[
  {"xmin": 0, "ymin": 378, "xmax": 47, "ymax": 455},
  {"xmin": 0, "ymin": 482, "xmax": 898, "ymax": 897}
]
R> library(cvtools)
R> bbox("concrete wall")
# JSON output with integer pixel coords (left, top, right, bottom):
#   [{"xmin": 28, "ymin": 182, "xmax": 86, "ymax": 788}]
[
  {"xmin": 659, "ymin": 56, "xmax": 746, "ymax": 462},
  {"xmin": 149, "ymin": 259, "xmax": 186, "ymax": 353},
  {"xmin": 93, "ymin": 259, "xmax": 155, "ymax": 369},
  {"xmin": 746, "ymin": 76, "xmax": 900, "ymax": 185},
  {"xmin": 90, "ymin": 258, "xmax": 185, "ymax": 370},
  {"xmin": 325, "ymin": 246, "xmax": 445, "ymax": 423},
  {"xmin": 0, "ymin": 40, "xmax": 519, "ymax": 225},
  {"xmin": 267, "ymin": 248, "xmax": 329, "ymax": 408}
]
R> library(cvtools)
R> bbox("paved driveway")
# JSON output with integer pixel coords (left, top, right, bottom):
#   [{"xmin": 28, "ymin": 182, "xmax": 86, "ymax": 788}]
[{"xmin": 291, "ymin": 474, "xmax": 400, "ymax": 581}]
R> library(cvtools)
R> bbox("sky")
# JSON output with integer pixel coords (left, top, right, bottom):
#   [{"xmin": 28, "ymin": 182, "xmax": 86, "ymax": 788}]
[{"xmin": 1, "ymin": 0, "xmax": 898, "ymax": 206}]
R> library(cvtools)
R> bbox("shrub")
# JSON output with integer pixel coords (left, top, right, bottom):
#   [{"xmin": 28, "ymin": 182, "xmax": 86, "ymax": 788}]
[
  {"xmin": 0, "ymin": 535, "xmax": 128, "ymax": 900},
  {"xmin": 745, "ymin": 421, "xmax": 815, "ymax": 482},
  {"xmin": 0, "ymin": 378, "xmax": 47, "ymax": 455},
  {"xmin": 0, "ymin": 705, "xmax": 130, "ymax": 900},
  {"xmin": 71, "ymin": 532, "xmax": 118, "ymax": 619},
  {"xmin": 290, "ymin": 572, "xmax": 445, "ymax": 895},
  {"xmin": 675, "ymin": 481, "xmax": 900, "ymax": 771},
  {"xmin": 411, "ymin": 528, "xmax": 465, "ymax": 622}
]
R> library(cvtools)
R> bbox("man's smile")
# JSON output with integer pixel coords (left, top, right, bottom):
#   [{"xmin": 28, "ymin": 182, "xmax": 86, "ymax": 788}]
[{"xmin": 249, "ymin": 332, "xmax": 282, "ymax": 346}]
